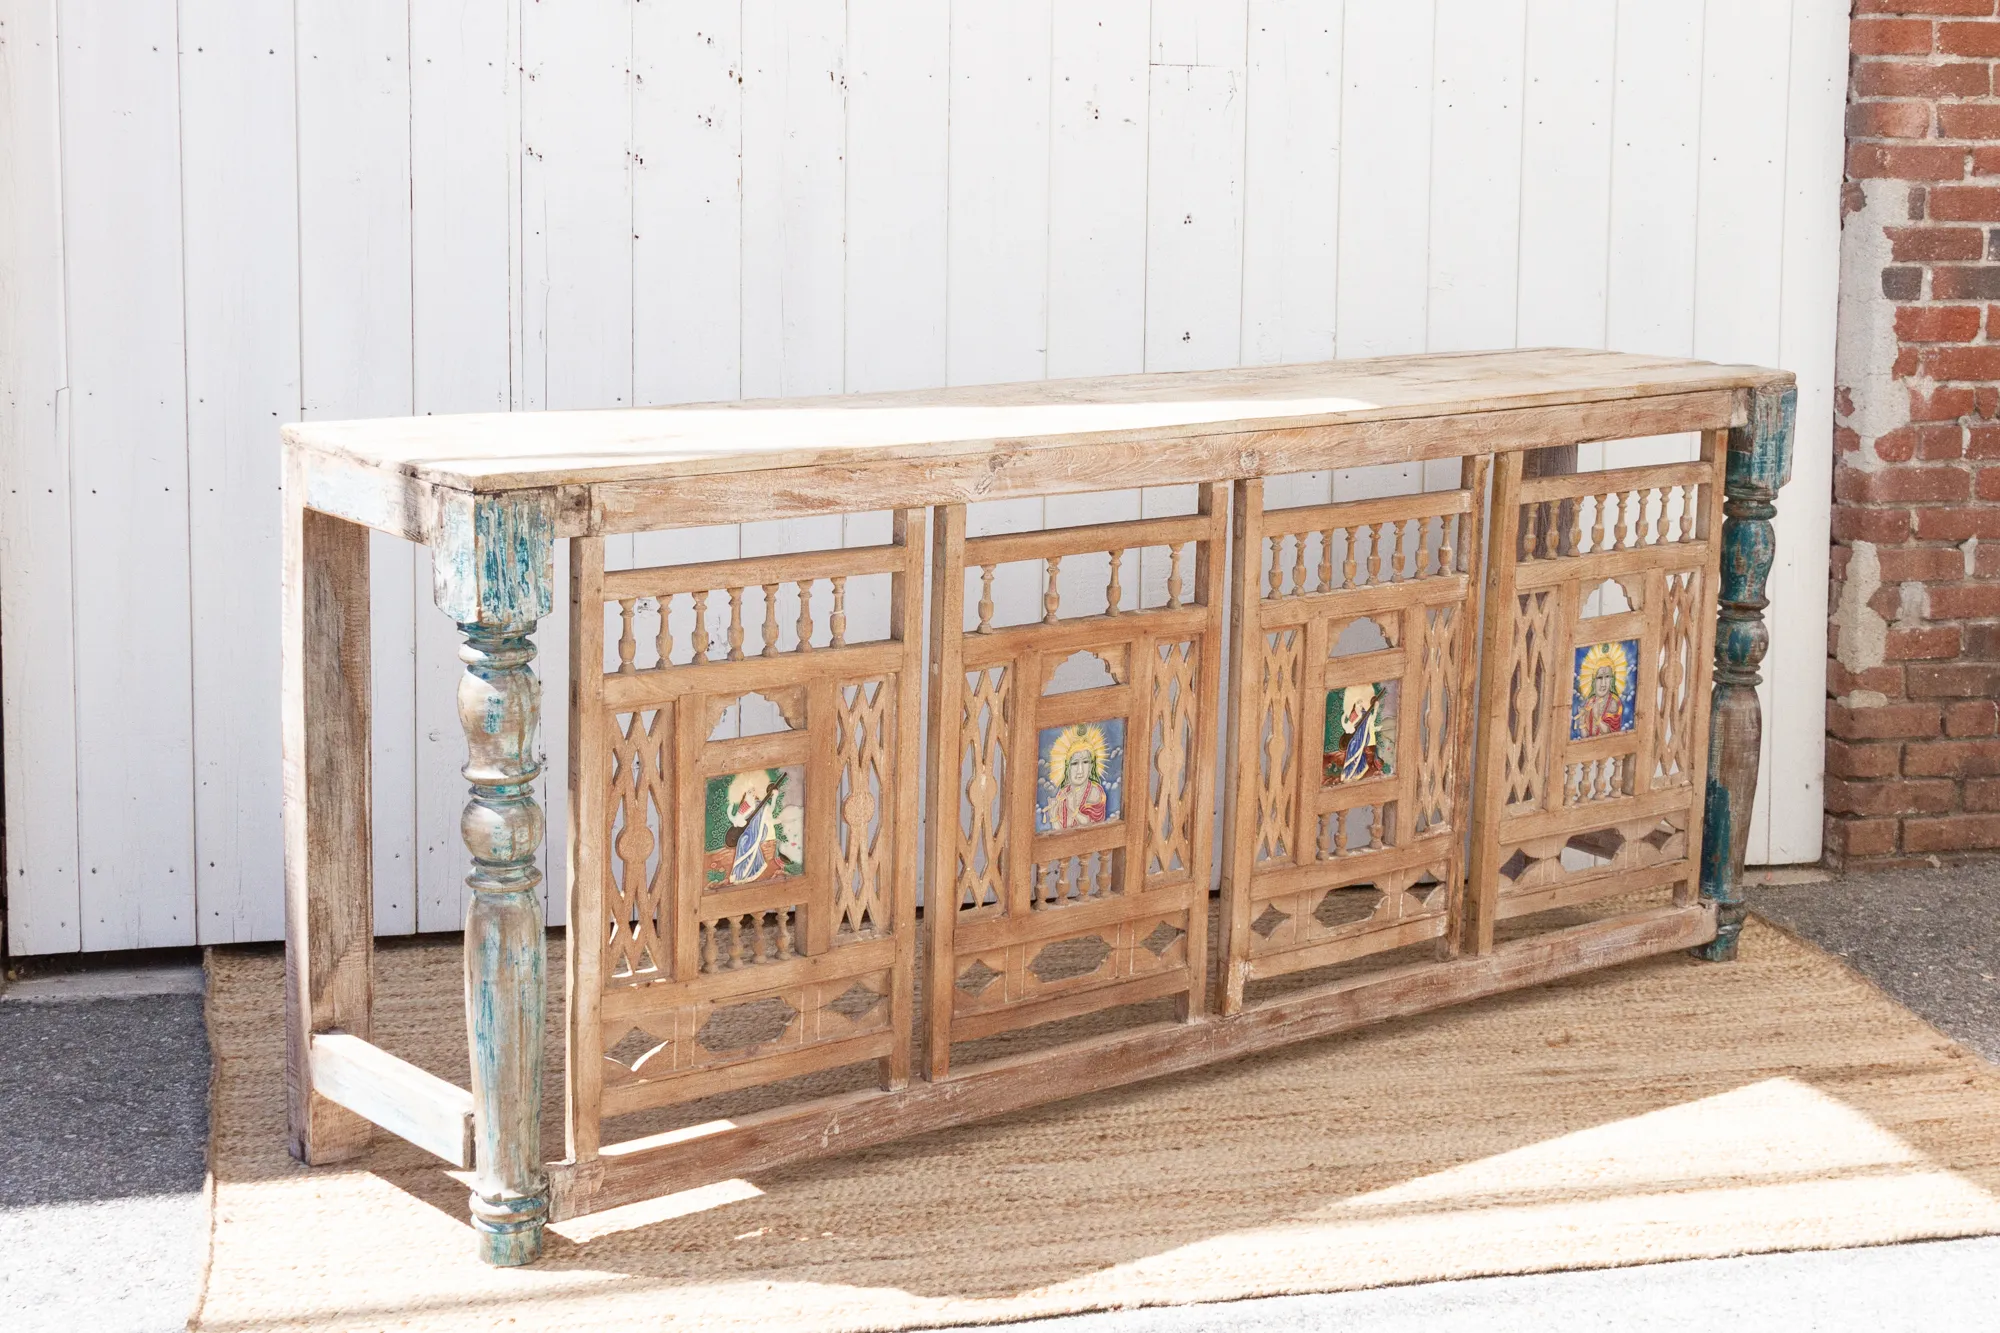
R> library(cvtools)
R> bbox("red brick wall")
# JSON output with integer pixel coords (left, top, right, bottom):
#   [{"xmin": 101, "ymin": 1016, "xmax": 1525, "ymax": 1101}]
[{"xmin": 1832, "ymin": 3, "xmax": 2000, "ymax": 864}]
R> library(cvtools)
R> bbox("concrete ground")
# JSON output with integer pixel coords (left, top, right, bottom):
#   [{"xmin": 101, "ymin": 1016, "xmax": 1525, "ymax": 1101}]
[
  {"xmin": 0, "ymin": 966, "xmax": 209, "ymax": 1333},
  {"xmin": 3, "ymin": 859, "xmax": 1998, "ymax": 1332}
]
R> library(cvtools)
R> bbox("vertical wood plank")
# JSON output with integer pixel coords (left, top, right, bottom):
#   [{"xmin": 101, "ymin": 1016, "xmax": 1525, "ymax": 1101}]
[
  {"xmin": 806, "ymin": 677, "xmax": 839, "ymax": 956},
  {"xmin": 298, "ymin": 0, "xmax": 418, "ymax": 937},
  {"xmin": 633, "ymin": 0, "xmax": 744, "ymax": 406},
  {"xmin": 1765, "ymin": 0, "xmax": 1844, "ymax": 865},
  {"xmin": 1514, "ymin": 0, "xmax": 1617, "ymax": 351},
  {"xmin": 522, "ymin": 0, "xmax": 633, "ymax": 414},
  {"xmin": 1444, "ymin": 454, "xmax": 1492, "ymax": 924},
  {"xmin": 947, "ymin": 0, "xmax": 1053, "ymax": 386},
  {"xmin": 564, "ymin": 537, "xmax": 607, "ymax": 1163},
  {"xmin": 888, "ymin": 507, "xmax": 929, "ymax": 1086},
  {"xmin": 181, "ymin": 0, "xmax": 301, "ymax": 945},
  {"xmin": 1425, "ymin": 0, "xmax": 1525, "ymax": 354},
  {"xmin": 1123, "ymin": 633, "xmax": 1158, "ymax": 892},
  {"xmin": 283, "ymin": 489, "xmax": 375, "ymax": 1164},
  {"xmin": 1047, "ymin": 0, "xmax": 1149, "ymax": 379},
  {"xmin": 1145, "ymin": 0, "xmax": 1248, "ymax": 374},
  {"xmin": 741, "ymin": 0, "xmax": 846, "ymax": 398},
  {"xmin": 1218, "ymin": 479, "xmax": 1265, "ymax": 1013},
  {"xmin": 1293, "ymin": 618, "xmax": 1330, "ymax": 867},
  {"xmin": 1334, "ymin": 3, "xmax": 1432, "ymax": 358},
  {"xmin": 61, "ymin": 0, "xmax": 197, "ymax": 949},
  {"xmin": 923, "ymin": 505, "xmax": 969, "ymax": 1078},
  {"xmin": 1460, "ymin": 452, "xmax": 1527, "ymax": 956},
  {"xmin": 1183, "ymin": 482, "xmax": 1231, "ymax": 1017},
  {"xmin": 846, "ymin": 0, "xmax": 949, "ymax": 393},
  {"xmin": 1605, "ymin": 0, "xmax": 1702, "ymax": 359},
  {"xmin": 1006, "ymin": 648, "xmax": 1043, "ymax": 918},
  {"xmin": 1242, "ymin": 0, "xmax": 1341, "ymax": 366},
  {"xmin": 674, "ymin": 698, "xmax": 704, "ymax": 982},
  {"xmin": 0, "ymin": 0, "xmax": 82, "ymax": 954}
]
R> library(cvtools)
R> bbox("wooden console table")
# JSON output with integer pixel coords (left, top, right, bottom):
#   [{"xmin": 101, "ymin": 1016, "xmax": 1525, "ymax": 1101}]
[{"xmin": 281, "ymin": 348, "xmax": 1795, "ymax": 1266}]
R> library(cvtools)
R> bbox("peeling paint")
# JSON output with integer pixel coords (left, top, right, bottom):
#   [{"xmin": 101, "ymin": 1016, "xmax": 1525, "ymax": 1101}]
[
  {"xmin": 1829, "ymin": 180, "xmax": 1908, "ymax": 692},
  {"xmin": 1831, "ymin": 540, "xmax": 1887, "ymax": 683},
  {"xmin": 1834, "ymin": 180, "xmax": 1910, "ymax": 476}
]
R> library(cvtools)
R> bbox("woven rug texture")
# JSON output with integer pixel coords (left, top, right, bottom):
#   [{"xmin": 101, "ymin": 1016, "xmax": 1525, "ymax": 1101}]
[{"xmin": 191, "ymin": 917, "xmax": 2000, "ymax": 1332}]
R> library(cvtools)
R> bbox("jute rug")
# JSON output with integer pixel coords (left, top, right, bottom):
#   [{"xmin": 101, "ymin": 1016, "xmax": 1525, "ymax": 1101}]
[{"xmin": 192, "ymin": 917, "xmax": 2000, "ymax": 1332}]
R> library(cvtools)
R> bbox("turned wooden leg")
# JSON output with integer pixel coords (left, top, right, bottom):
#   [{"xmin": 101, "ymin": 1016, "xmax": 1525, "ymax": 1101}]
[
  {"xmin": 1694, "ymin": 384, "xmax": 1796, "ymax": 962},
  {"xmin": 458, "ymin": 620, "xmax": 549, "ymax": 1265},
  {"xmin": 433, "ymin": 489, "xmax": 557, "ymax": 1265},
  {"xmin": 282, "ymin": 474, "xmax": 376, "ymax": 1165}
]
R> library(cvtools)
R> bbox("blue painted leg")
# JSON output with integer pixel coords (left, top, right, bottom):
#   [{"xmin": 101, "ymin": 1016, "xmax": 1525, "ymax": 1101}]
[
  {"xmin": 460, "ymin": 622, "xmax": 548, "ymax": 1265},
  {"xmin": 1695, "ymin": 384, "xmax": 1795, "ymax": 962},
  {"xmin": 435, "ymin": 490, "xmax": 557, "ymax": 1265}
]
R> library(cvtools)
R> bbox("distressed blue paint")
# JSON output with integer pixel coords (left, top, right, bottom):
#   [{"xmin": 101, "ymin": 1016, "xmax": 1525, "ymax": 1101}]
[
  {"xmin": 457, "ymin": 614, "xmax": 549, "ymax": 1263},
  {"xmin": 433, "ymin": 489, "xmax": 555, "ymax": 628},
  {"xmin": 1695, "ymin": 383, "xmax": 1795, "ymax": 963}
]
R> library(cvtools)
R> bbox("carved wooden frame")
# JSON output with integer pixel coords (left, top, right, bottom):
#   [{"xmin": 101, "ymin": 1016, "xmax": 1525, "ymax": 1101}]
[
  {"xmin": 1461, "ymin": 437, "xmax": 1728, "ymax": 952},
  {"xmin": 564, "ymin": 512, "xmax": 928, "ymax": 1168},
  {"xmin": 1218, "ymin": 462, "xmax": 1489, "ymax": 1011},
  {"xmin": 923, "ymin": 488, "xmax": 1229, "ymax": 1076},
  {"xmin": 278, "ymin": 356, "xmax": 1796, "ymax": 1266}
]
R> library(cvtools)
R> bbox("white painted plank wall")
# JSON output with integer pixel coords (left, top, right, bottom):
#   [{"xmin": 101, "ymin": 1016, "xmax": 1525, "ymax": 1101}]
[
  {"xmin": 61, "ymin": 0, "xmax": 197, "ymax": 949},
  {"xmin": 0, "ymin": 0, "xmax": 1843, "ymax": 952}
]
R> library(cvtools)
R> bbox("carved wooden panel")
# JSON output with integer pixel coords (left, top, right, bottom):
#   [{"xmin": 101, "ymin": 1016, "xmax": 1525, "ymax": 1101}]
[
  {"xmin": 1218, "ymin": 468, "xmax": 1489, "ymax": 1012},
  {"xmin": 1463, "ymin": 444, "xmax": 1727, "ymax": 951},
  {"xmin": 565, "ymin": 514, "xmax": 926, "ymax": 1156},
  {"xmin": 924, "ymin": 489, "xmax": 1229, "ymax": 1075}
]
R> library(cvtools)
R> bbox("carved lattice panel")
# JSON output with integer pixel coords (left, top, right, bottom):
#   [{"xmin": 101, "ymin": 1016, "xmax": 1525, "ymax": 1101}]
[
  {"xmin": 1464, "ymin": 445, "xmax": 1728, "ymax": 945},
  {"xmin": 955, "ymin": 666, "xmax": 1010, "ymax": 919},
  {"xmin": 1219, "ymin": 471, "xmax": 1489, "ymax": 1011},
  {"xmin": 606, "ymin": 708, "xmax": 671, "ymax": 982},
  {"xmin": 565, "ymin": 514, "xmax": 927, "ymax": 1155},
  {"xmin": 924, "ymin": 490, "xmax": 1229, "ymax": 1075}
]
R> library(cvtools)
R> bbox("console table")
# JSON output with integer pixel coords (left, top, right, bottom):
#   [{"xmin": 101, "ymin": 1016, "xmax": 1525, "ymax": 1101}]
[{"xmin": 280, "ymin": 348, "xmax": 1795, "ymax": 1265}]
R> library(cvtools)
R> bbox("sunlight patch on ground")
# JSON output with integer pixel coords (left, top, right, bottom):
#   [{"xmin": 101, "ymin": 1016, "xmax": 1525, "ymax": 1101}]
[{"xmin": 551, "ymin": 1178, "xmax": 766, "ymax": 1244}]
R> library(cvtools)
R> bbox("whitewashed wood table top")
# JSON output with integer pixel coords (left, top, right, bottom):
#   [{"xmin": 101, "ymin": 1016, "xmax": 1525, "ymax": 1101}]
[{"xmin": 283, "ymin": 348, "xmax": 1791, "ymax": 493}]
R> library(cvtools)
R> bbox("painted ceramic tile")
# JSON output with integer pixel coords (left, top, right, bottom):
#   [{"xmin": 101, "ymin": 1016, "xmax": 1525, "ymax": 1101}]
[
  {"xmin": 1323, "ymin": 680, "xmax": 1398, "ymax": 785},
  {"xmin": 704, "ymin": 765, "xmax": 805, "ymax": 886},
  {"xmin": 1570, "ymin": 639, "xmax": 1639, "ymax": 740},
  {"xmin": 1036, "ymin": 720, "xmax": 1125, "ymax": 834}
]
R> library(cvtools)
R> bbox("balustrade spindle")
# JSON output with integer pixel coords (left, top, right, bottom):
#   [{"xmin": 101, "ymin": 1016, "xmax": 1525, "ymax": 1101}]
[
  {"xmin": 654, "ymin": 596, "xmax": 675, "ymax": 668},
  {"xmin": 616, "ymin": 599, "xmax": 637, "ymax": 673},
  {"xmin": 761, "ymin": 583, "xmax": 780, "ymax": 657},
  {"xmin": 1290, "ymin": 532, "xmax": 1307, "ymax": 596},
  {"xmin": 1167, "ymin": 544, "xmax": 1185, "ymax": 609},
  {"xmin": 830, "ymin": 575, "xmax": 848, "ymax": 647},
  {"xmin": 1368, "ymin": 524, "xmax": 1386, "ymax": 584},
  {"xmin": 726, "ymin": 588, "xmax": 745, "ymax": 660},
  {"xmin": 1044, "ymin": 557, "xmax": 1062, "ymax": 625},
  {"xmin": 977, "ymin": 565, "xmax": 996, "ymax": 631},
  {"xmin": 694, "ymin": 590, "xmax": 716, "ymax": 662},
  {"xmin": 1107, "ymin": 547, "xmax": 1125, "ymax": 615},
  {"xmin": 1342, "ymin": 528, "xmax": 1357, "ymax": 587},
  {"xmin": 796, "ymin": 579, "xmax": 815, "ymax": 652}
]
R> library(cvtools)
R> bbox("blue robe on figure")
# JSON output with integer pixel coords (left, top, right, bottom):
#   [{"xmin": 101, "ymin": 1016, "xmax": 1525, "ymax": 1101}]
[{"xmin": 731, "ymin": 793, "xmax": 774, "ymax": 883}]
